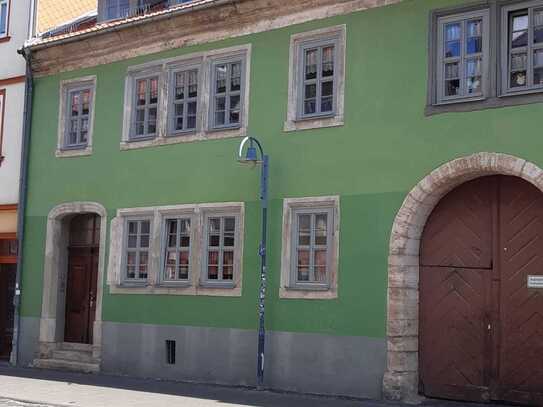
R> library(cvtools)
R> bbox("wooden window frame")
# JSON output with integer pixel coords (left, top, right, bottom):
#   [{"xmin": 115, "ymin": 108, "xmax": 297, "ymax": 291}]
[
  {"xmin": 121, "ymin": 217, "xmax": 153, "ymax": 285},
  {"xmin": 57, "ymin": 76, "xmax": 96, "ymax": 158},
  {"xmin": 168, "ymin": 65, "xmax": 201, "ymax": 135},
  {"xmin": 501, "ymin": 1, "xmax": 543, "ymax": 95},
  {"xmin": 160, "ymin": 216, "xmax": 194, "ymax": 285},
  {"xmin": 280, "ymin": 196, "xmax": 340, "ymax": 300},
  {"xmin": 297, "ymin": 38, "xmax": 339, "ymax": 120},
  {"xmin": 63, "ymin": 86, "xmax": 93, "ymax": 150},
  {"xmin": 200, "ymin": 211, "xmax": 241, "ymax": 288},
  {"xmin": 434, "ymin": 10, "xmax": 491, "ymax": 105},
  {"xmin": 131, "ymin": 75, "xmax": 160, "ymax": 140},
  {"xmin": 0, "ymin": 232, "xmax": 17, "ymax": 265},
  {"xmin": 209, "ymin": 56, "xmax": 246, "ymax": 131},
  {"xmin": 284, "ymin": 25, "xmax": 346, "ymax": 132}
]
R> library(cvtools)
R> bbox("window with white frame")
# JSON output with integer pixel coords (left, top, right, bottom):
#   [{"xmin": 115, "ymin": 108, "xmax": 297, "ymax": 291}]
[
  {"xmin": 162, "ymin": 217, "xmax": 192, "ymax": 282},
  {"xmin": 57, "ymin": 77, "xmax": 96, "ymax": 157},
  {"xmin": 64, "ymin": 87, "xmax": 92, "ymax": 148},
  {"xmin": 123, "ymin": 218, "xmax": 152, "ymax": 283},
  {"xmin": 132, "ymin": 76, "xmax": 159, "ymax": 139},
  {"xmin": 203, "ymin": 214, "xmax": 238, "ymax": 284},
  {"xmin": 0, "ymin": 0, "xmax": 9, "ymax": 38},
  {"xmin": 280, "ymin": 196, "xmax": 339, "ymax": 299},
  {"xmin": 170, "ymin": 68, "xmax": 199, "ymax": 134},
  {"xmin": 210, "ymin": 57, "xmax": 245, "ymax": 130},
  {"xmin": 109, "ymin": 203, "xmax": 244, "ymax": 295},
  {"xmin": 502, "ymin": 2, "xmax": 543, "ymax": 92},
  {"xmin": 435, "ymin": 10, "xmax": 490, "ymax": 103},
  {"xmin": 292, "ymin": 209, "xmax": 333, "ymax": 286},
  {"xmin": 299, "ymin": 40, "xmax": 337, "ymax": 118},
  {"xmin": 285, "ymin": 26, "xmax": 345, "ymax": 132}
]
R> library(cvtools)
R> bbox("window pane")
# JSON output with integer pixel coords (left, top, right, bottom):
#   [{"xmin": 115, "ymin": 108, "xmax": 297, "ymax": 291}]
[
  {"xmin": 137, "ymin": 80, "xmax": 146, "ymax": 106},
  {"xmin": 315, "ymin": 267, "xmax": 327, "ymax": 283},
  {"xmin": 231, "ymin": 62, "xmax": 241, "ymax": 92},
  {"xmin": 209, "ymin": 218, "xmax": 220, "ymax": 233},
  {"xmin": 139, "ymin": 252, "xmax": 148, "ymax": 279},
  {"xmin": 149, "ymin": 78, "xmax": 158, "ymax": 104},
  {"xmin": 511, "ymin": 13, "xmax": 529, "ymax": 48},
  {"xmin": 297, "ymin": 248, "xmax": 310, "ymax": 282},
  {"xmin": 535, "ymin": 49, "xmax": 543, "ymax": 67},
  {"xmin": 305, "ymin": 83, "xmax": 316, "ymax": 99},
  {"xmin": 175, "ymin": 72, "xmax": 185, "ymax": 100},
  {"xmin": 0, "ymin": 3, "xmax": 7, "ymax": 34},
  {"xmin": 215, "ymin": 65, "xmax": 227, "ymax": 93},
  {"xmin": 305, "ymin": 49, "xmax": 317, "ymax": 80},
  {"xmin": 510, "ymin": 53, "xmax": 527, "ymax": 88},
  {"xmin": 140, "ymin": 220, "xmax": 150, "ymax": 234},
  {"xmin": 535, "ymin": 67, "xmax": 543, "ymax": 86},
  {"xmin": 165, "ymin": 252, "xmax": 177, "ymax": 279},
  {"xmin": 466, "ymin": 20, "xmax": 482, "ymax": 54},
  {"xmin": 208, "ymin": 251, "xmax": 219, "ymax": 279},
  {"xmin": 71, "ymin": 93, "xmax": 80, "ymax": 116},
  {"xmin": 128, "ymin": 221, "xmax": 138, "ymax": 234},
  {"xmin": 187, "ymin": 101, "xmax": 197, "ymax": 115},
  {"xmin": 445, "ymin": 62, "xmax": 459, "ymax": 79},
  {"xmin": 187, "ymin": 116, "xmax": 196, "ymax": 130},
  {"xmin": 223, "ymin": 251, "xmax": 234, "ymax": 267},
  {"xmin": 304, "ymin": 100, "xmax": 316, "ymax": 115},
  {"xmin": 82, "ymin": 90, "xmax": 90, "ymax": 115},
  {"xmin": 322, "ymin": 46, "xmax": 334, "ymax": 77},
  {"xmin": 188, "ymin": 70, "xmax": 198, "ymax": 97},
  {"xmin": 446, "ymin": 80, "xmax": 460, "ymax": 96},
  {"xmin": 445, "ymin": 23, "xmax": 461, "ymax": 58}
]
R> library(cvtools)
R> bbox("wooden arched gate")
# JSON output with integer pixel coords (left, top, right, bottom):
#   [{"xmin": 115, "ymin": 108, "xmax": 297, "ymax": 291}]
[{"xmin": 420, "ymin": 175, "xmax": 543, "ymax": 405}]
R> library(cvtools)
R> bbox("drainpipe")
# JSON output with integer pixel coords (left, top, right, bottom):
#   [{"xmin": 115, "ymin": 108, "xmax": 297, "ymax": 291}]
[{"xmin": 10, "ymin": 47, "xmax": 33, "ymax": 366}]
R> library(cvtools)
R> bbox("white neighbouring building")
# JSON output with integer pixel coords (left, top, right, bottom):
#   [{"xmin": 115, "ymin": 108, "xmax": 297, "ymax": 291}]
[{"xmin": 0, "ymin": 0, "xmax": 33, "ymax": 361}]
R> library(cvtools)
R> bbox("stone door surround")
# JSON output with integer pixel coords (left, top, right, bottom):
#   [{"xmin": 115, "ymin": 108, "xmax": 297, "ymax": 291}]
[{"xmin": 382, "ymin": 152, "xmax": 543, "ymax": 401}]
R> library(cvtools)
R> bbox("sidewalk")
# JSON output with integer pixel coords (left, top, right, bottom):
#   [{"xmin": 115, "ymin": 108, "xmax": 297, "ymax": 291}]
[{"xmin": 0, "ymin": 365, "xmax": 512, "ymax": 407}]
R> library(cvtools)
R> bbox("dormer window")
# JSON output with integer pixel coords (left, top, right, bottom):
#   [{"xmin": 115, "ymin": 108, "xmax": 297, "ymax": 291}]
[{"xmin": 105, "ymin": 0, "xmax": 130, "ymax": 20}]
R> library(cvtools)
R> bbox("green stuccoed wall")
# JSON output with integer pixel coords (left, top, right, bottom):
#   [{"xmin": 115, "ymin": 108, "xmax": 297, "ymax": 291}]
[{"xmin": 21, "ymin": 0, "xmax": 543, "ymax": 339}]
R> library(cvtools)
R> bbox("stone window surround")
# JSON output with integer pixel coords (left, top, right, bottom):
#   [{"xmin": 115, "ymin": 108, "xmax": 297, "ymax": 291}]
[
  {"xmin": 56, "ymin": 76, "xmax": 97, "ymax": 158},
  {"xmin": 39, "ymin": 202, "xmax": 107, "ymax": 362},
  {"xmin": 426, "ymin": 0, "xmax": 543, "ymax": 116},
  {"xmin": 381, "ymin": 152, "xmax": 543, "ymax": 402},
  {"xmin": 120, "ymin": 44, "xmax": 251, "ymax": 151},
  {"xmin": 279, "ymin": 196, "xmax": 340, "ymax": 300},
  {"xmin": 107, "ymin": 202, "xmax": 244, "ymax": 296},
  {"xmin": 284, "ymin": 25, "xmax": 346, "ymax": 133}
]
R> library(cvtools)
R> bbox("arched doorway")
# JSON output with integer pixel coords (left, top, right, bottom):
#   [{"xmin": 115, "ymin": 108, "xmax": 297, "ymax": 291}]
[
  {"xmin": 382, "ymin": 153, "xmax": 543, "ymax": 404},
  {"xmin": 420, "ymin": 175, "xmax": 543, "ymax": 404},
  {"xmin": 37, "ymin": 202, "xmax": 107, "ymax": 369},
  {"xmin": 64, "ymin": 214, "xmax": 100, "ymax": 344}
]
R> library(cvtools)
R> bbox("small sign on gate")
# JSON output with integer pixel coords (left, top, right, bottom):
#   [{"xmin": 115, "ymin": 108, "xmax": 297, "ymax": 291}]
[{"xmin": 527, "ymin": 275, "xmax": 543, "ymax": 289}]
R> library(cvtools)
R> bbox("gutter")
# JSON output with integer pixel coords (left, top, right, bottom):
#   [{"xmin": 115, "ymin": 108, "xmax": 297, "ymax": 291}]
[
  {"xmin": 10, "ymin": 47, "xmax": 33, "ymax": 366},
  {"xmin": 27, "ymin": 0, "xmax": 240, "ymax": 51}
]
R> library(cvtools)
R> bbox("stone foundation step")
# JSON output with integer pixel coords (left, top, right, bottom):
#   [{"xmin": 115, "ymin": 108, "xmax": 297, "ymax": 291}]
[
  {"xmin": 58, "ymin": 342, "xmax": 93, "ymax": 352},
  {"xmin": 33, "ymin": 358, "xmax": 99, "ymax": 374},
  {"xmin": 51, "ymin": 349, "xmax": 97, "ymax": 364}
]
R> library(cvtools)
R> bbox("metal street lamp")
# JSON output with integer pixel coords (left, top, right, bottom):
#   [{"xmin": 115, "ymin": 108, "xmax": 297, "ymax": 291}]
[{"xmin": 237, "ymin": 136, "xmax": 269, "ymax": 390}]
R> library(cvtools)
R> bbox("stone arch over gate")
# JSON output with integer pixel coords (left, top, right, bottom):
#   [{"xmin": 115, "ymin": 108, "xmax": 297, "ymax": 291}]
[
  {"xmin": 38, "ymin": 202, "xmax": 107, "ymax": 361},
  {"xmin": 382, "ymin": 152, "xmax": 543, "ymax": 401}
]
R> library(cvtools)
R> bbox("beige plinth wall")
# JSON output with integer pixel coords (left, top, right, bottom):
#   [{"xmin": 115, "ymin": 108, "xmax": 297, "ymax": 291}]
[
  {"xmin": 39, "ymin": 202, "xmax": 107, "ymax": 361},
  {"xmin": 382, "ymin": 152, "xmax": 543, "ymax": 402}
]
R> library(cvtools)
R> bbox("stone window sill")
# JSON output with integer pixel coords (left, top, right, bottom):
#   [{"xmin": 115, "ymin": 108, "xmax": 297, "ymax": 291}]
[
  {"xmin": 279, "ymin": 286, "xmax": 338, "ymax": 300},
  {"xmin": 55, "ymin": 147, "xmax": 93, "ymax": 158},
  {"xmin": 120, "ymin": 127, "xmax": 246, "ymax": 151},
  {"xmin": 283, "ymin": 116, "xmax": 344, "ymax": 132},
  {"xmin": 109, "ymin": 283, "xmax": 241, "ymax": 297}
]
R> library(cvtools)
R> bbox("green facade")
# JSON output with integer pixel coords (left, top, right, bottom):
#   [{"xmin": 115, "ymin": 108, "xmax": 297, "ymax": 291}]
[{"xmin": 22, "ymin": 0, "xmax": 543, "ymax": 352}]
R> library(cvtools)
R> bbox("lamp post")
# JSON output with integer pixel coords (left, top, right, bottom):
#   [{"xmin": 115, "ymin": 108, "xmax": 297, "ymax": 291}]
[{"xmin": 237, "ymin": 136, "xmax": 269, "ymax": 390}]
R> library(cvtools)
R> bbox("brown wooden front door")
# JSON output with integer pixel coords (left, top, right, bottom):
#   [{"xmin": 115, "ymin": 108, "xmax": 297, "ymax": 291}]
[
  {"xmin": 64, "ymin": 214, "xmax": 100, "ymax": 344},
  {"xmin": 0, "ymin": 264, "xmax": 16, "ymax": 360},
  {"xmin": 420, "ymin": 175, "xmax": 543, "ymax": 405}
]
